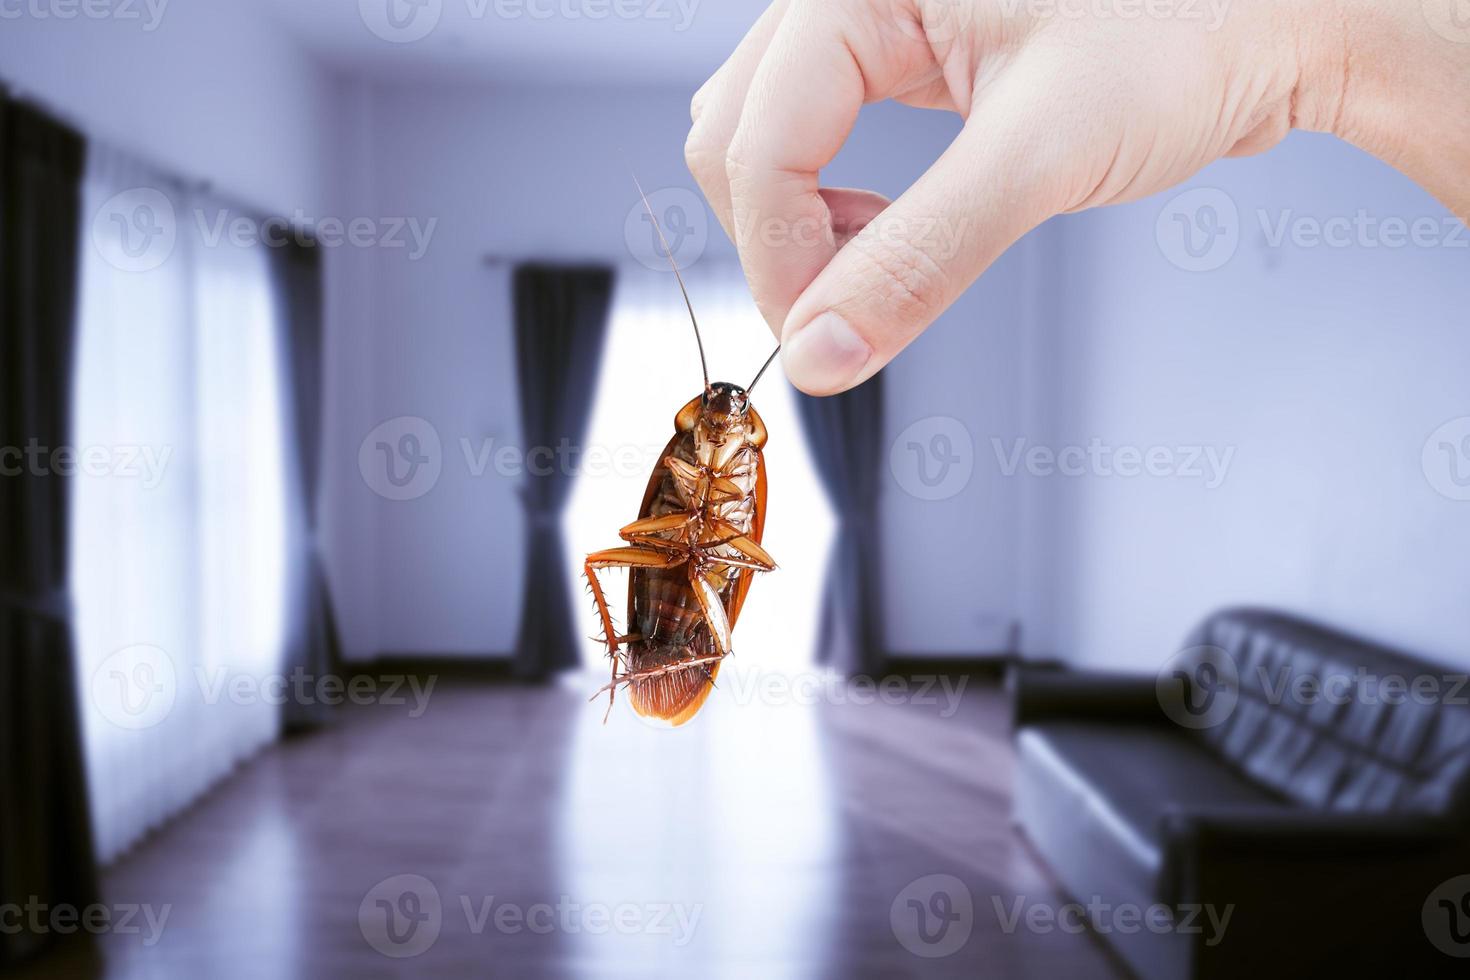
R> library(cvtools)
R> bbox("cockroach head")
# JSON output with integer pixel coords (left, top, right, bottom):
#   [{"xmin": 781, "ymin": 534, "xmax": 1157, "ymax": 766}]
[{"xmin": 702, "ymin": 381, "xmax": 750, "ymax": 427}]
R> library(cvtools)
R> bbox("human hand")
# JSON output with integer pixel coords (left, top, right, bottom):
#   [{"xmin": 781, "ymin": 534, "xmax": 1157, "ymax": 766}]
[{"xmin": 686, "ymin": 0, "xmax": 1470, "ymax": 395}]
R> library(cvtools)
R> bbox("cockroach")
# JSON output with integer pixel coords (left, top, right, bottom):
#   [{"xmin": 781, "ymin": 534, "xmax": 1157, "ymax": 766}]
[{"xmin": 584, "ymin": 180, "xmax": 781, "ymax": 726}]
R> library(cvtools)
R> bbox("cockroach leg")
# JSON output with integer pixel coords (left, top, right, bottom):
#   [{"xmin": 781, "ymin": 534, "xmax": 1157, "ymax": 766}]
[
  {"xmin": 618, "ymin": 512, "xmax": 693, "ymax": 547},
  {"xmin": 588, "ymin": 652, "xmax": 727, "ymax": 700},
  {"xmin": 584, "ymin": 546, "xmax": 689, "ymax": 722},
  {"xmin": 582, "ymin": 560, "xmax": 622, "ymax": 719}
]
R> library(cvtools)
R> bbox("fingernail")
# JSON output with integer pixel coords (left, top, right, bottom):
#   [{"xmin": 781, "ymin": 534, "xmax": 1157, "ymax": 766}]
[{"xmin": 782, "ymin": 312, "xmax": 872, "ymax": 394}]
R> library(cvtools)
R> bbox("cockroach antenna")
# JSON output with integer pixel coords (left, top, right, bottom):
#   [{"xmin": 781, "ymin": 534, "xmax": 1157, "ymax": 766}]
[
  {"xmin": 631, "ymin": 173, "xmax": 710, "ymax": 391},
  {"xmin": 746, "ymin": 344, "xmax": 781, "ymax": 394}
]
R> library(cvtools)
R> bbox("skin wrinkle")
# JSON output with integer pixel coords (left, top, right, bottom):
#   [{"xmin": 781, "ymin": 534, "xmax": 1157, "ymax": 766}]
[{"xmin": 846, "ymin": 230, "xmax": 950, "ymax": 325}]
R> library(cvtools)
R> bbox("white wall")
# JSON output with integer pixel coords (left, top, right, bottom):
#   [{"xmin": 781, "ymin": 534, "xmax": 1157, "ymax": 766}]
[
  {"xmin": 0, "ymin": 3, "xmax": 335, "ymax": 215},
  {"xmin": 327, "ymin": 82, "xmax": 1030, "ymax": 660},
  {"xmin": 1022, "ymin": 132, "xmax": 1470, "ymax": 672}
]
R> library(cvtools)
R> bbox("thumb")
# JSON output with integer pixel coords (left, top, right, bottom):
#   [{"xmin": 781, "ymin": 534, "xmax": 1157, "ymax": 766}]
[{"xmin": 777, "ymin": 77, "xmax": 1071, "ymax": 396}]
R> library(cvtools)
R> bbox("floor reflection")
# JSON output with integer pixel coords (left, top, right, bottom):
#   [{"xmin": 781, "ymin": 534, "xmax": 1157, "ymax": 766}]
[
  {"xmin": 18, "ymin": 671, "xmax": 1125, "ymax": 979},
  {"xmin": 558, "ymin": 665, "xmax": 841, "ymax": 976}
]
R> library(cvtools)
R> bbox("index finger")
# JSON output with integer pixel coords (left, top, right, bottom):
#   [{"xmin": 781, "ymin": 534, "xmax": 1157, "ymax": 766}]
[{"xmin": 726, "ymin": 3, "xmax": 868, "ymax": 333}]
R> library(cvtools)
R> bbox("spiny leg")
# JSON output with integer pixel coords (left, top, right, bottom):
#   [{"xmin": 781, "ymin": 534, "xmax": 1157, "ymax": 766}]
[{"xmin": 584, "ymin": 546, "xmax": 687, "ymax": 721}]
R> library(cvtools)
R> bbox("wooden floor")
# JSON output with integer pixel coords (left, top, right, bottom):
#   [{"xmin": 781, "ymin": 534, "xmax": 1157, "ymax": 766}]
[{"xmin": 22, "ymin": 670, "xmax": 1127, "ymax": 979}]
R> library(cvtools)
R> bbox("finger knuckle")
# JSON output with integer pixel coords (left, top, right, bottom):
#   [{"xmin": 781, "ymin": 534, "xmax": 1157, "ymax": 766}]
[
  {"xmin": 683, "ymin": 125, "xmax": 724, "ymax": 183},
  {"xmin": 689, "ymin": 83, "xmax": 712, "ymax": 125},
  {"xmin": 723, "ymin": 123, "xmax": 761, "ymax": 182}
]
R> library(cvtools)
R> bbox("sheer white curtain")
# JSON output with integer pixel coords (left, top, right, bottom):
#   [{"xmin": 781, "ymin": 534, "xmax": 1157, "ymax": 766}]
[{"xmin": 71, "ymin": 147, "xmax": 291, "ymax": 863}]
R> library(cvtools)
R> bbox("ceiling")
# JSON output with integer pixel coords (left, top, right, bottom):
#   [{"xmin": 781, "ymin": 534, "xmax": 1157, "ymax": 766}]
[{"xmin": 264, "ymin": 0, "xmax": 766, "ymax": 86}]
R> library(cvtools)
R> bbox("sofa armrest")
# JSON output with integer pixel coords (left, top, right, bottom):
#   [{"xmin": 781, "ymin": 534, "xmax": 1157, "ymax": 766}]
[
  {"xmin": 1158, "ymin": 806, "xmax": 1464, "ymax": 976},
  {"xmin": 1008, "ymin": 664, "xmax": 1164, "ymax": 730}
]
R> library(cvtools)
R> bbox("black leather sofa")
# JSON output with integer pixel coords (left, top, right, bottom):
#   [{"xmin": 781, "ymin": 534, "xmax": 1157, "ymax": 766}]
[{"xmin": 1011, "ymin": 608, "xmax": 1470, "ymax": 978}]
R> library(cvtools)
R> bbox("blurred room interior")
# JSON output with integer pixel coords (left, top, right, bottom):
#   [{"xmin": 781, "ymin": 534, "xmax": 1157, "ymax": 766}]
[{"xmin": 1, "ymin": 1, "xmax": 1468, "ymax": 977}]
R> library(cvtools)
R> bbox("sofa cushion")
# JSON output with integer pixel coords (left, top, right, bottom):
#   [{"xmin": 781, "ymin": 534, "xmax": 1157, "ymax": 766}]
[
  {"xmin": 1016, "ymin": 722, "xmax": 1287, "ymax": 897},
  {"xmin": 1180, "ymin": 609, "xmax": 1470, "ymax": 817}
]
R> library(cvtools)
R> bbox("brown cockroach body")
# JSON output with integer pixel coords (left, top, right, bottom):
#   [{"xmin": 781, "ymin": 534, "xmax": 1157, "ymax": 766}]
[
  {"xmin": 583, "ymin": 181, "xmax": 780, "ymax": 726},
  {"xmin": 584, "ymin": 381, "xmax": 774, "ymax": 724}
]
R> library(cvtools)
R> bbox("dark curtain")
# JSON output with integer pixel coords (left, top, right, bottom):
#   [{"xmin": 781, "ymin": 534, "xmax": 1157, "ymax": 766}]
[
  {"xmin": 510, "ymin": 263, "xmax": 615, "ymax": 679},
  {"xmin": 0, "ymin": 96, "xmax": 98, "ymax": 963},
  {"xmin": 795, "ymin": 376, "xmax": 887, "ymax": 675},
  {"xmin": 270, "ymin": 236, "xmax": 340, "ymax": 731}
]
